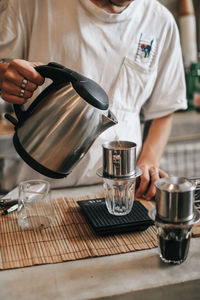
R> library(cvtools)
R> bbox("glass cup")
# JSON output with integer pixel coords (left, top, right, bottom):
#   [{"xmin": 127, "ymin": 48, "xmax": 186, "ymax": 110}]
[
  {"xmin": 97, "ymin": 140, "xmax": 142, "ymax": 216},
  {"xmin": 155, "ymin": 221, "xmax": 193, "ymax": 264},
  {"xmin": 103, "ymin": 177, "xmax": 136, "ymax": 216},
  {"xmin": 18, "ymin": 180, "xmax": 54, "ymax": 230}
]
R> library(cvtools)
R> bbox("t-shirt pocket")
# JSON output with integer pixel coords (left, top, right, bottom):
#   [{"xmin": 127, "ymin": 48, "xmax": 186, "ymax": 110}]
[{"xmin": 109, "ymin": 56, "xmax": 157, "ymax": 112}]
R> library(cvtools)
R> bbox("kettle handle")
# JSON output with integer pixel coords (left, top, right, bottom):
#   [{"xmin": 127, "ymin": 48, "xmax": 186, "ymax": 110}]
[
  {"xmin": 34, "ymin": 62, "xmax": 73, "ymax": 82},
  {"xmin": 13, "ymin": 62, "xmax": 74, "ymax": 123},
  {"xmin": 13, "ymin": 103, "xmax": 26, "ymax": 124},
  {"xmin": 35, "ymin": 62, "xmax": 88, "ymax": 82}
]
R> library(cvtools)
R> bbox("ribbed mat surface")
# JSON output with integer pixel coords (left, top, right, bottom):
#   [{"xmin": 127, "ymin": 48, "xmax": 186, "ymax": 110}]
[
  {"xmin": 77, "ymin": 198, "xmax": 154, "ymax": 234},
  {"xmin": 0, "ymin": 195, "xmax": 199, "ymax": 270}
]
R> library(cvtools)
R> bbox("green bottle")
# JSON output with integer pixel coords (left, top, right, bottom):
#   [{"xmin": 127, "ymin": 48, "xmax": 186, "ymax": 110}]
[
  {"xmin": 192, "ymin": 62, "xmax": 200, "ymax": 112},
  {"xmin": 185, "ymin": 62, "xmax": 200, "ymax": 111}
]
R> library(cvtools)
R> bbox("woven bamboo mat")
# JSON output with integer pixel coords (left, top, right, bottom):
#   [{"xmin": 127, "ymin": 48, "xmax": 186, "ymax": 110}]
[{"xmin": 0, "ymin": 195, "xmax": 199, "ymax": 270}]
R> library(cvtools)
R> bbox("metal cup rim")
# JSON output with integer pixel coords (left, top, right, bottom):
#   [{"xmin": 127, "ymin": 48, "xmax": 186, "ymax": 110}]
[
  {"xmin": 102, "ymin": 140, "xmax": 137, "ymax": 150},
  {"xmin": 96, "ymin": 166, "xmax": 142, "ymax": 179}
]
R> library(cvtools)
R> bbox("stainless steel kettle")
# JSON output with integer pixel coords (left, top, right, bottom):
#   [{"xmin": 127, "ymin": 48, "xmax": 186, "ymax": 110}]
[{"xmin": 5, "ymin": 62, "xmax": 118, "ymax": 179}]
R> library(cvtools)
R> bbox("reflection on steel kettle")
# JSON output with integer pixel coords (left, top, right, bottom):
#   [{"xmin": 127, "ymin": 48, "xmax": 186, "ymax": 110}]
[{"xmin": 5, "ymin": 62, "xmax": 118, "ymax": 179}]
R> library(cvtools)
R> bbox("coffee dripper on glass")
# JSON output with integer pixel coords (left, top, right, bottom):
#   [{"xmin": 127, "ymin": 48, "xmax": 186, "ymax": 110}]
[
  {"xmin": 149, "ymin": 176, "xmax": 200, "ymax": 264},
  {"xmin": 97, "ymin": 140, "xmax": 142, "ymax": 216}
]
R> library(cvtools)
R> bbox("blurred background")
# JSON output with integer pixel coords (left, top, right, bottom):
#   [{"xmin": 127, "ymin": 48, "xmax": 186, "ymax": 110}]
[
  {"xmin": 158, "ymin": 0, "xmax": 200, "ymax": 179},
  {"xmin": 160, "ymin": 0, "xmax": 200, "ymax": 57}
]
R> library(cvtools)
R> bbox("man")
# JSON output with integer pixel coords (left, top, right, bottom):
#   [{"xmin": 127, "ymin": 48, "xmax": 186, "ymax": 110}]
[{"xmin": 0, "ymin": 0, "xmax": 187, "ymax": 199}]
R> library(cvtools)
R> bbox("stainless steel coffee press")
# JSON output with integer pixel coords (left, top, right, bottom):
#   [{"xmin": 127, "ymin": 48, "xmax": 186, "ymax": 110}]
[
  {"xmin": 149, "ymin": 176, "xmax": 200, "ymax": 264},
  {"xmin": 97, "ymin": 140, "xmax": 142, "ymax": 216}
]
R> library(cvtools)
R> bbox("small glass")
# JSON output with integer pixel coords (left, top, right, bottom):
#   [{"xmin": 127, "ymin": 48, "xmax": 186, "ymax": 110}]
[
  {"xmin": 155, "ymin": 221, "xmax": 193, "ymax": 264},
  {"xmin": 103, "ymin": 177, "xmax": 136, "ymax": 216},
  {"xmin": 18, "ymin": 180, "xmax": 54, "ymax": 230}
]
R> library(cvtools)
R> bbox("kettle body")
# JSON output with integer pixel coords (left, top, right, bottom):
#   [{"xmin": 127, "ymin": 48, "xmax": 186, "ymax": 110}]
[{"xmin": 5, "ymin": 62, "xmax": 118, "ymax": 178}]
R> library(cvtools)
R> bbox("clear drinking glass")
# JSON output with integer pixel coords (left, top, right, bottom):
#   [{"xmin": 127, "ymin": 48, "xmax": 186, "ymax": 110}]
[
  {"xmin": 103, "ymin": 177, "xmax": 136, "ymax": 216},
  {"xmin": 18, "ymin": 180, "xmax": 54, "ymax": 230},
  {"xmin": 155, "ymin": 221, "xmax": 193, "ymax": 264}
]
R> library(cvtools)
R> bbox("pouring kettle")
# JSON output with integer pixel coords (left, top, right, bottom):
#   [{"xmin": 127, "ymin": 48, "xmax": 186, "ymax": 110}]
[{"xmin": 5, "ymin": 62, "xmax": 118, "ymax": 179}]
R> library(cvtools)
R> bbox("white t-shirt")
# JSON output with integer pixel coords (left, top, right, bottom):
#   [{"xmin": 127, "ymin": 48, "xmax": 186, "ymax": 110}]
[{"xmin": 0, "ymin": 0, "xmax": 187, "ymax": 187}]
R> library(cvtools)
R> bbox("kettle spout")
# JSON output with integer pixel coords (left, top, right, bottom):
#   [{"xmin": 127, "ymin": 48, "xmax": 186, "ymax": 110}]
[{"xmin": 102, "ymin": 110, "xmax": 118, "ymax": 131}]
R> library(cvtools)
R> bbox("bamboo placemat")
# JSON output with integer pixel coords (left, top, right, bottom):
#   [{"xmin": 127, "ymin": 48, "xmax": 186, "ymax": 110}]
[{"xmin": 0, "ymin": 195, "xmax": 199, "ymax": 270}]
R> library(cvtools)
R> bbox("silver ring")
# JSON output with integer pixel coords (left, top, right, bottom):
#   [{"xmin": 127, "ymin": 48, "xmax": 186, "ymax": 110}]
[
  {"xmin": 21, "ymin": 78, "xmax": 28, "ymax": 89},
  {"xmin": 19, "ymin": 88, "xmax": 25, "ymax": 97},
  {"xmin": 150, "ymin": 171, "xmax": 159, "ymax": 177}
]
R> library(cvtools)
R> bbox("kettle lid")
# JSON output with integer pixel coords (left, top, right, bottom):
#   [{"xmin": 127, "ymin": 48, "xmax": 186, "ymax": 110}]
[{"xmin": 72, "ymin": 77, "xmax": 109, "ymax": 110}]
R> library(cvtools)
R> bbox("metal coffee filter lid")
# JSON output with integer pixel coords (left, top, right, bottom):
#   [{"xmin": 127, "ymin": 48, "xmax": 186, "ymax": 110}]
[{"xmin": 155, "ymin": 177, "xmax": 196, "ymax": 192}]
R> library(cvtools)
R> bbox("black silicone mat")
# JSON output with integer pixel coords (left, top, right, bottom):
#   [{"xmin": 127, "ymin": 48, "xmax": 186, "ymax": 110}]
[{"xmin": 77, "ymin": 198, "xmax": 154, "ymax": 235}]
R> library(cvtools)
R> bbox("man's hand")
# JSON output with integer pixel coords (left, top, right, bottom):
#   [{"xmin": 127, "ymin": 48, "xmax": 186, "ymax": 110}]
[
  {"xmin": 135, "ymin": 164, "xmax": 169, "ymax": 201},
  {"xmin": 0, "ymin": 59, "xmax": 44, "ymax": 104}
]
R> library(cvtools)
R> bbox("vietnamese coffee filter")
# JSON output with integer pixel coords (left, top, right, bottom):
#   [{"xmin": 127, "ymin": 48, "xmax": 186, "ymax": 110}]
[
  {"xmin": 155, "ymin": 177, "xmax": 196, "ymax": 223},
  {"xmin": 96, "ymin": 140, "xmax": 142, "ymax": 216},
  {"xmin": 96, "ymin": 140, "xmax": 142, "ymax": 179},
  {"xmin": 102, "ymin": 140, "xmax": 137, "ymax": 178}
]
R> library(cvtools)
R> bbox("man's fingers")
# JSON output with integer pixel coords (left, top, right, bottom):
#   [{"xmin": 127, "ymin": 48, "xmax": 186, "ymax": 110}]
[
  {"xmin": 135, "ymin": 167, "xmax": 150, "ymax": 199},
  {"xmin": 135, "ymin": 166, "xmax": 169, "ymax": 201},
  {"xmin": 3, "ymin": 69, "xmax": 38, "ymax": 92},
  {"xmin": 1, "ymin": 59, "xmax": 45, "ymax": 104},
  {"xmin": 2, "ymin": 81, "xmax": 34, "ymax": 99},
  {"xmin": 159, "ymin": 169, "xmax": 169, "ymax": 178},
  {"xmin": 10, "ymin": 59, "xmax": 44, "ymax": 85},
  {"xmin": 1, "ymin": 92, "xmax": 27, "ymax": 104}
]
